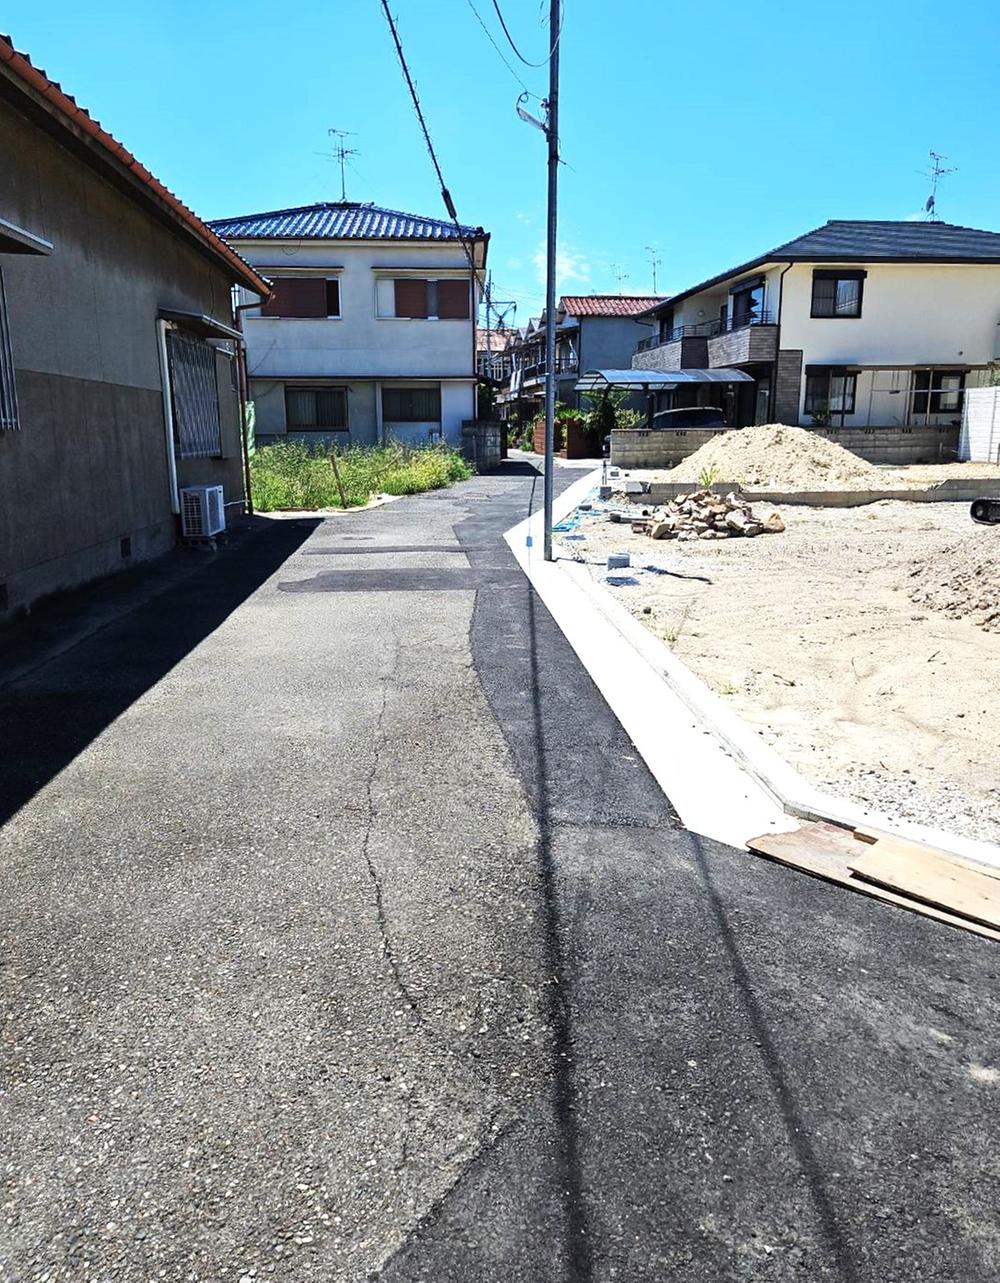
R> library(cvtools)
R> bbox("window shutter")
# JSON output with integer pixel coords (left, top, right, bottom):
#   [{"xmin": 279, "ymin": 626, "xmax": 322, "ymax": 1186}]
[
  {"xmin": 394, "ymin": 279, "xmax": 428, "ymax": 318},
  {"xmin": 261, "ymin": 278, "xmax": 327, "ymax": 317},
  {"xmin": 437, "ymin": 279, "xmax": 470, "ymax": 319}
]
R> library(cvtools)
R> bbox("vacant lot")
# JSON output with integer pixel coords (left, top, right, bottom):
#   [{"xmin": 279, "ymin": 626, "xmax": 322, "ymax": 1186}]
[{"xmin": 561, "ymin": 500, "xmax": 1000, "ymax": 846}]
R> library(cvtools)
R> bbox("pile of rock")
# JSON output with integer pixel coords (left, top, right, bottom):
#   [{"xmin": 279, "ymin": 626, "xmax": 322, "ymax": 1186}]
[{"xmin": 629, "ymin": 489, "xmax": 785, "ymax": 541}]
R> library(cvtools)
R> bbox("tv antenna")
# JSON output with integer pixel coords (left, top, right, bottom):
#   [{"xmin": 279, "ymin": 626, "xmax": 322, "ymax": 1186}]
[
  {"xmin": 610, "ymin": 262, "xmax": 629, "ymax": 294},
  {"xmin": 645, "ymin": 245, "xmax": 662, "ymax": 294},
  {"xmin": 325, "ymin": 128, "xmax": 360, "ymax": 201},
  {"xmin": 920, "ymin": 150, "xmax": 957, "ymax": 221}
]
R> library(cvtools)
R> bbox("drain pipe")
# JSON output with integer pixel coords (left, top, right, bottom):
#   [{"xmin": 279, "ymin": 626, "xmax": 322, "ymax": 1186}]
[
  {"xmin": 769, "ymin": 262, "xmax": 794, "ymax": 422},
  {"xmin": 155, "ymin": 318, "xmax": 180, "ymax": 515}
]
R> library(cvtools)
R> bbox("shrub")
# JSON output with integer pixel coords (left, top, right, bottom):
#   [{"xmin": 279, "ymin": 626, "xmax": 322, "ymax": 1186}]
[{"xmin": 250, "ymin": 440, "xmax": 472, "ymax": 512}]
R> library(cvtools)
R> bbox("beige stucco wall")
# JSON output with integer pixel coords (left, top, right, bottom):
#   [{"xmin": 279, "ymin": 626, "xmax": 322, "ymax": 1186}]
[{"xmin": 0, "ymin": 92, "xmax": 244, "ymax": 615}]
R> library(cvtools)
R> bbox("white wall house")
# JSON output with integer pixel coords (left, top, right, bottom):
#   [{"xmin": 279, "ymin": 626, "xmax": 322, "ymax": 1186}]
[
  {"xmin": 209, "ymin": 202, "xmax": 488, "ymax": 448},
  {"xmin": 635, "ymin": 221, "xmax": 1000, "ymax": 436}
]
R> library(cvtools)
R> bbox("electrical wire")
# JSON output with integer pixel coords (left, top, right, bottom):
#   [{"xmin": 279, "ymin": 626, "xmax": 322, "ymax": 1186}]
[
  {"xmin": 465, "ymin": 0, "xmax": 540, "ymax": 97},
  {"xmin": 490, "ymin": 0, "xmax": 562, "ymax": 68},
  {"xmin": 377, "ymin": 0, "xmax": 479, "ymax": 276}
]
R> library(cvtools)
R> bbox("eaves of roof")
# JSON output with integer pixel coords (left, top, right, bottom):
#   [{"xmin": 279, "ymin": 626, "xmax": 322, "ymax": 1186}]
[
  {"xmin": 642, "ymin": 219, "xmax": 1000, "ymax": 318},
  {"xmin": 0, "ymin": 35, "xmax": 271, "ymax": 298}
]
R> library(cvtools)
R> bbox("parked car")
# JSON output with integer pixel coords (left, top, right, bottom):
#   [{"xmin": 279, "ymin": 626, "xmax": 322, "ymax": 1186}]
[{"xmin": 651, "ymin": 406, "xmax": 726, "ymax": 430}]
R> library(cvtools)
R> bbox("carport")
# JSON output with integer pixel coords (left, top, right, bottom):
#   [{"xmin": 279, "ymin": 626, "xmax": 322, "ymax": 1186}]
[{"xmin": 576, "ymin": 367, "xmax": 755, "ymax": 428}]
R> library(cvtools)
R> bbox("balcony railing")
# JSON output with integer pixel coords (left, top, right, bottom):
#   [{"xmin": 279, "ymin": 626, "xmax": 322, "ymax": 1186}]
[
  {"xmin": 519, "ymin": 355, "xmax": 579, "ymax": 379},
  {"xmin": 636, "ymin": 310, "xmax": 775, "ymax": 354}
]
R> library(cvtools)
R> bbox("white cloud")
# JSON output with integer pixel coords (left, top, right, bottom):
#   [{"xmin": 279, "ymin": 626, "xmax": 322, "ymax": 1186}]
[
  {"xmin": 532, "ymin": 241, "xmax": 592, "ymax": 292},
  {"xmin": 904, "ymin": 211, "xmax": 926, "ymax": 222}
]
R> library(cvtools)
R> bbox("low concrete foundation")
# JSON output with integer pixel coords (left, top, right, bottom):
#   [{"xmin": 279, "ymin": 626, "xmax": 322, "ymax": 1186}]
[{"xmin": 646, "ymin": 478, "xmax": 1000, "ymax": 506}]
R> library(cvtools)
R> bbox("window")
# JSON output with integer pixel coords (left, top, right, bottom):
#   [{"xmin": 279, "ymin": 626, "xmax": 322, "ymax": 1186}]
[
  {"xmin": 382, "ymin": 385, "xmax": 441, "ymax": 422},
  {"xmin": 0, "ymin": 266, "xmax": 18, "ymax": 431},
  {"xmin": 729, "ymin": 279, "xmax": 765, "ymax": 328},
  {"xmin": 381, "ymin": 278, "xmax": 471, "ymax": 319},
  {"xmin": 285, "ymin": 386, "xmax": 348, "ymax": 430},
  {"xmin": 261, "ymin": 277, "xmax": 340, "ymax": 318},
  {"xmin": 167, "ymin": 330, "xmax": 221, "ymax": 458},
  {"xmin": 811, "ymin": 269, "xmax": 865, "ymax": 318},
  {"xmin": 912, "ymin": 369, "xmax": 966, "ymax": 416},
  {"xmin": 436, "ymin": 279, "xmax": 470, "ymax": 320},
  {"xmin": 804, "ymin": 366, "xmax": 857, "ymax": 416}
]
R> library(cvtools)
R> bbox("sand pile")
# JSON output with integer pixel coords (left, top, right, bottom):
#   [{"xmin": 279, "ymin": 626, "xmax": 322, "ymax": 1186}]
[
  {"xmin": 667, "ymin": 423, "xmax": 881, "ymax": 490},
  {"xmin": 909, "ymin": 533, "xmax": 1000, "ymax": 632}
]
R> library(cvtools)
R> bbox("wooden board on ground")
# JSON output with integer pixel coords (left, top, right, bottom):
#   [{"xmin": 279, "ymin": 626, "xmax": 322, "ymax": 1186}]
[
  {"xmin": 849, "ymin": 843, "xmax": 1000, "ymax": 931},
  {"xmin": 746, "ymin": 822, "xmax": 1000, "ymax": 943},
  {"xmin": 852, "ymin": 824, "xmax": 1000, "ymax": 882}
]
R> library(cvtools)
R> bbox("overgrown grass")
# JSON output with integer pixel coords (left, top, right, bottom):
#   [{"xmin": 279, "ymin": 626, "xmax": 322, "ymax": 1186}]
[{"xmin": 250, "ymin": 440, "xmax": 473, "ymax": 512}]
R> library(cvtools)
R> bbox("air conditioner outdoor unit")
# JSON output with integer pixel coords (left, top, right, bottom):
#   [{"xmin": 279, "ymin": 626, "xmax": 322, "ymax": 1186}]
[{"xmin": 180, "ymin": 484, "xmax": 225, "ymax": 538}]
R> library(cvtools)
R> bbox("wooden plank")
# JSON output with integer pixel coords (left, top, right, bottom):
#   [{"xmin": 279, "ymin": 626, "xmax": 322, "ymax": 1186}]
[
  {"xmin": 849, "ymin": 844, "xmax": 1000, "ymax": 931},
  {"xmin": 747, "ymin": 823, "xmax": 1000, "ymax": 943},
  {"xmin": 852, "ymin": 825, "xmax": 1000, "ymax": 882}
]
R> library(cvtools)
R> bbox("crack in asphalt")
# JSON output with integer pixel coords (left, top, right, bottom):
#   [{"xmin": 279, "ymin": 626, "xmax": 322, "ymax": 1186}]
[{"xmin": 361, "ymin": 656, "xmax": 424, "ymax": 1024}]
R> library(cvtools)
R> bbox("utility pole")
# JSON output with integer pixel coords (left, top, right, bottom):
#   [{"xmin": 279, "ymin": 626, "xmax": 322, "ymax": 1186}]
[
  {"xmin": 327, "ymin": 128, "xmax": 360, "ymax": 201},
  {"xmin": 542, "ymin": 0, "xmax": 560, "ymax": 562}
]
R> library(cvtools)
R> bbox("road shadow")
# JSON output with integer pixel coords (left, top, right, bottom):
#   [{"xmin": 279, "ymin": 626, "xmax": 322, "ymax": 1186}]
[
  {"xmin": 688, "ymin": 832, "xmax": 862, "ymax": 1282},
  {"xmin": 0, "ymin": 519, "xmax": 319, "ymax": 828}
]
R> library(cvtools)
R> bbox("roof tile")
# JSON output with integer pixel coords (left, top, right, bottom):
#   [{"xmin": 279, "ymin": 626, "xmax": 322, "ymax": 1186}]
[{"xmin": 209, "ymin": 202, "xmax": 486, "ymax": 243}]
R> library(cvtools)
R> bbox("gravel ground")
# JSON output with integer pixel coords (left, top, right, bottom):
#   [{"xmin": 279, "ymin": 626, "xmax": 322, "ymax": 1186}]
[{"xmin": 561, "ymin": 499, "xmax": 1000, "ymax": 846}]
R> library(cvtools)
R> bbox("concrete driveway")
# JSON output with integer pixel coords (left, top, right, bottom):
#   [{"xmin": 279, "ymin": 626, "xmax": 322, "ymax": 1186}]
[{"xmin": 1, "ymin": 461, "xmax": 998, "ymax": 1282}]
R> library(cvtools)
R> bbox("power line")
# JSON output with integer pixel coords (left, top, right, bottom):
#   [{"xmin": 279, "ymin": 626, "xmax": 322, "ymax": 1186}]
[
  {"xmin": 377, "ymin": 0, "xmax": 478, "ymax": 275},
  {"xmin": 465, "ymin": 0, "xmax": 540, "ymax": 97},
  {"xmin": 490, "ymin": 0, "xmax": 562, "ymax": 68}
]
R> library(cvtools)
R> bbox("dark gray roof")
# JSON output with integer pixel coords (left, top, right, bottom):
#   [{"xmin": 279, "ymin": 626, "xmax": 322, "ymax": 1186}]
[
  {"xmin": 207, "ymin": 201, "xmax": 486, "ymax": 242},
  {"xmin": 645, "ymin": 220, "xmax": 1000, "ymax": 316}
]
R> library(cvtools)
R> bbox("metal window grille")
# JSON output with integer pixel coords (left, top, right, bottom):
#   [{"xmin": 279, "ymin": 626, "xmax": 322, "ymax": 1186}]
[
  {"xmin": 167, "ymin": 329, "xmax": 221, "ymax": 458},
  {"xmin": 0, "ymin": 267, "xmax": 19, "ymax": 432}
]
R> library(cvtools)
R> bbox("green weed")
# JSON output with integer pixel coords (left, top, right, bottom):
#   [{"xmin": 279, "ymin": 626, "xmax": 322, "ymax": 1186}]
[{"xmin": 250, "ymin": 440, "xmax": 472, "ymax": 512}]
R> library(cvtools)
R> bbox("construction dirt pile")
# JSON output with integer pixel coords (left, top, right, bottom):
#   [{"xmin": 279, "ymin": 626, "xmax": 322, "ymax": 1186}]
[
  {"xmin": 666, "ymin": 423, "xmax": 881, "ymax": 490},
  {"xmin": 908, "ymin": 532, "xmax": 1000, "ymax": 632},
  {"xmin": 619, "ymin": 488, "xmax": 785, "ymax": 541}
]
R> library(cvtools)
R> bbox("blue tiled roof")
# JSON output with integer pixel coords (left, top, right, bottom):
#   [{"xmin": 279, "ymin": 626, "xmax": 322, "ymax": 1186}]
[
  {"xmin": 645, "ymin": 220, "xmax": 1000, "ymax": 315},
  {"xmin": 207, "ymin": 201, "xmax": 486, "ymax": 242}
]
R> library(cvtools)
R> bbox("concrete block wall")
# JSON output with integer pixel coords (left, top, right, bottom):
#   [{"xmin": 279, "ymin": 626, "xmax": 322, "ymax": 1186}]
[
  {"xmin": 612, "ymin": 422, "xmax": 963, "ymax": 471},
  {"xmin": 461, "ymin": 420, "xmax": 502, "ymax": 471},
  {"xmin": 610, "ymin": 428, "xmax": 725, "ymax": 469},
  {"xmin": 811, "ymin": 424, "xmax": 960, "ymax": 464}
]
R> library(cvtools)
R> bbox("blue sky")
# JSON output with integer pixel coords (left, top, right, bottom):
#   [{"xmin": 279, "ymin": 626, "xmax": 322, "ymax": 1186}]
[{"xmin": 8, "ymin": 0, "xmax": 1000, "ymax": 321}]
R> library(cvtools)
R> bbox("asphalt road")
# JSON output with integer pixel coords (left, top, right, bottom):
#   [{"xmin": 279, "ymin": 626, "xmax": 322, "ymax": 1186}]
[{"xmin": 2, "ymin": 460, "xmax": 998, "ymax": 1282}]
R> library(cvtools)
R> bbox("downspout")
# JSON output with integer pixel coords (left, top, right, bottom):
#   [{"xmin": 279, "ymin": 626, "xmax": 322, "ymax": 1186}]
[
  {"xmin": 769, "ymin": 262, "xmax": 794, "ymax": 422},
  {"xmin": 155, "ymin": 318, "xmax": 180, "ymax": 516}
]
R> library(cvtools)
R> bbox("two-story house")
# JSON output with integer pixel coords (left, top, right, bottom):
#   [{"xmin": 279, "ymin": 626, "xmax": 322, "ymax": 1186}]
[
  {"xmin": 633, "ymin": 221, "xmax": 1000, "ymax": 441},
  {"xmin": 501, "ymin": 295, "xmax": 665, "ymax": 420},
  {"xmin": 208, "ymin": 202, "xmax": 488, "ymax": 447}
]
